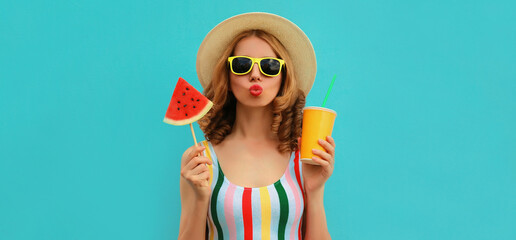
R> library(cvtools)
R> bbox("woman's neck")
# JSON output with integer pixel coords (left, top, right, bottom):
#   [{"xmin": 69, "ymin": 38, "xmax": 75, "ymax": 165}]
[{"xmin": 229, "ymin": 102, "xmax": 278, "ymax": 141}]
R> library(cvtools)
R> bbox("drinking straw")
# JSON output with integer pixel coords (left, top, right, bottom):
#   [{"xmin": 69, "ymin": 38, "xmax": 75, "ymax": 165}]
[{"xmin": 322, "ymin": 74, "xmax": 337, "ymax": 107}]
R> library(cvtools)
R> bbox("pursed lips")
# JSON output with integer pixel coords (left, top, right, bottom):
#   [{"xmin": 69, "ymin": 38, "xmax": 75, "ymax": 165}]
[{"xmin": 249, "ymin": 84, "xmax": 263, "ymax": 96}]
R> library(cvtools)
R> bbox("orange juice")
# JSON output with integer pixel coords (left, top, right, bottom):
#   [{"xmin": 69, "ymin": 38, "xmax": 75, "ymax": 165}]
[{"xmin": 300, "ymin": 107, "xmax": 337, "ymax": 165}]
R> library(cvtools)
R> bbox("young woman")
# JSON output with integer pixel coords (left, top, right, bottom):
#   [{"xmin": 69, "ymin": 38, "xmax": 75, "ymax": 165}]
[{"xmin": 178, "ymin": 13, "xmax": 336, "ymax": 240}]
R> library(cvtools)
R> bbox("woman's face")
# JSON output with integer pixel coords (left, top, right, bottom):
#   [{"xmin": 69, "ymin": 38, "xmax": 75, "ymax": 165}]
[{"xmin": 229, "ymin": 36, "xmax": 282, "ymax": 108}]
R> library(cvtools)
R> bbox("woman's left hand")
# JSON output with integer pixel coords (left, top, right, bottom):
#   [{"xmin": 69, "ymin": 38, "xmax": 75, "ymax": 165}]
[{"xmin": 300, "ymin": 136, "xmax": 336, "ymax": 193}]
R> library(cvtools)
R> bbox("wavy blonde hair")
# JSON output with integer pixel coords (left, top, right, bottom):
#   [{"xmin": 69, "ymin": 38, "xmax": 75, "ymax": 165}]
[{"xmin": 198, "ymin": 30, "xmax": 306, "ymax": 153}]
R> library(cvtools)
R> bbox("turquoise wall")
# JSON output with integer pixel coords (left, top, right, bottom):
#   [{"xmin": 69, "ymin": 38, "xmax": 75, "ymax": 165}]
[{"xmin": 1, "ymin": 0, "xmax": 515, "ymax": 239}]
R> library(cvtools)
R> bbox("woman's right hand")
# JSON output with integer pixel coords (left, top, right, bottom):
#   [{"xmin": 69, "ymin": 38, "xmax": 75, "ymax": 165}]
[{"xmin": 180, "ymin": 144, "xmax": 213, "ymax": 201}]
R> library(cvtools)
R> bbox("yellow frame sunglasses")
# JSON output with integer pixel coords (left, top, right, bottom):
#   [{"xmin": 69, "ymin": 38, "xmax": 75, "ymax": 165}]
[{"xmin": 227, "ymin": 56, "xmax": 285, "ymax": 77}]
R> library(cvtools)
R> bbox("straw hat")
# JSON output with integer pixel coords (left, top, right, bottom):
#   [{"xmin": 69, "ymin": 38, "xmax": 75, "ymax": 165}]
[{"xmin": 196, "ymin": 12, "xmax": 317, "ymax": 95}]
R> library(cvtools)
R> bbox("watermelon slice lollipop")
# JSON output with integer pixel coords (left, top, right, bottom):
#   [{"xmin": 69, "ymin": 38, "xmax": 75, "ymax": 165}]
[{"xmin": 163, "ymin": 77, "xmax": 213, "ymax": 126}]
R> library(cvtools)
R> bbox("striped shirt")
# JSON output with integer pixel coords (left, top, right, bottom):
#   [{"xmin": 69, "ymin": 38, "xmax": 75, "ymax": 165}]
[{"xmin": 201, "ymin": 141, "xmax": 305, "ymax": 240}]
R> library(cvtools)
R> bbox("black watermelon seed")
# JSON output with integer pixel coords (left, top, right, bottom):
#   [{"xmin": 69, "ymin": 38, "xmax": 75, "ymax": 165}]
[
  {"xmin": 177, "ymin": 100, "xmax": 180, "ymax": 103},
  {"xmin": 177, "ymin": 107, "xmax": 180, "ymax": 110},
  {"xmin": 183, "ymin": 104, "xmax": 187, "ymax": 107},
  {"xmin": 185, "ymin": 113, "xmax": 188, "ymax": 116},
  {"xmin": 193, "ymin": 106, "xmax": 196, "ymax": 108},
  {"xmin": 186, "ymin": 87, "xmax": 189, "ymax": 90},
  {"xmin": 182, "ymin": 92, "xmax": 185, "ymax": 96},
  {"xmin": 196, "ymin": 99, "xmax": 200, "ymax": 101},
  {"xmin": 191, "ymin": 98, "xmax": 194, "ymax": 101}
]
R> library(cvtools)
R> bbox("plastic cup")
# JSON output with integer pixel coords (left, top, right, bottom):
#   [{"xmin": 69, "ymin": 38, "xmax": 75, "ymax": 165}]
[{"xmin": 300, "ymin": 107, "xmax": 337, "ymax": 165}]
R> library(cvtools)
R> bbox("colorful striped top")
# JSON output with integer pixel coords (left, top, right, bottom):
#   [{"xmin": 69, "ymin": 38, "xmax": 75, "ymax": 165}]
[{"xmin": 201, "ymin": 141, "xmax": 305, "ymax": 240}]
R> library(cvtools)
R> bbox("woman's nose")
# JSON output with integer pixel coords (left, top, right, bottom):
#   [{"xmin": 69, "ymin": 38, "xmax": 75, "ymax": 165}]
[{"xmin": 249, "ymin": 63, "xmax": 262, "ymax": 81}]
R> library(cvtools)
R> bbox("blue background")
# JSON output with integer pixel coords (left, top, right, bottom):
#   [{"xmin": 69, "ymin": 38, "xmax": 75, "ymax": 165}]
[{"xmin": 1, "ymin": 0, "xmax": 515, "ymax": 239}]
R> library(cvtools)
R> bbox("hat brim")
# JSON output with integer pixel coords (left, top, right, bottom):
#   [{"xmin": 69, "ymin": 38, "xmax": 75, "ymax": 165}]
[{"xmin": 196, "ymin": 12, "xmax": 316, "ymax": 95}]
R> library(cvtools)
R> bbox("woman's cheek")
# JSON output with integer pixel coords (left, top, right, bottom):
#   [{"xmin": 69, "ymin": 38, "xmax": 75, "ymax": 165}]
[
  {"xmin": 267, "ymin": 77, "xmax": 282, "ymax": 96},
  {"xmin": 229, "ymin": 79, "xmax": 248, "ymax": 99}
]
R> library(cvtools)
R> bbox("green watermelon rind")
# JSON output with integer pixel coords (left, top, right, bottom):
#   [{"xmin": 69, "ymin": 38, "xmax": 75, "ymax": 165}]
[{"xmin": 163, "ymin": 100, "xmax": 213, "ymax": 126}]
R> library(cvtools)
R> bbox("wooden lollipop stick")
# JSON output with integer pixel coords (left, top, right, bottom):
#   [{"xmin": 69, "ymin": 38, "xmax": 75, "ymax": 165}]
[
  {"xmin": 190, "ymin": 123, "xmax": 201, "ymax": 157},
  {"xmin": 190, "ymin": 123, "xmax": 198, "ymax": 145},
  {"xmin": 191, "ymin": 123, "xmax": 209, "ymax": 187}
]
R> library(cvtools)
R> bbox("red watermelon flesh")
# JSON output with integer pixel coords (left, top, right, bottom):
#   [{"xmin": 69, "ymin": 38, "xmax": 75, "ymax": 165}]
[{"xmin": 163, "ymin": 77, "xmax": 213, "ymax": 126}]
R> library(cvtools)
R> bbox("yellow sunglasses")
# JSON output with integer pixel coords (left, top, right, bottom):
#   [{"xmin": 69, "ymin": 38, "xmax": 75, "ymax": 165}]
[{"xmin": 227, "ymin": 56, "xmax": 285, "ymax": 77}]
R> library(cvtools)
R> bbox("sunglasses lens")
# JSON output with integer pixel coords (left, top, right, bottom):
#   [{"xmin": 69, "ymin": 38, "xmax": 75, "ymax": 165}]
[
  {"xmin": 260, "ymin": 58, "xmax": 281, "ymax": 76},
  {"xmin": 231, "ymin": 57, "xmax": 253, "ymax": 74}
]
